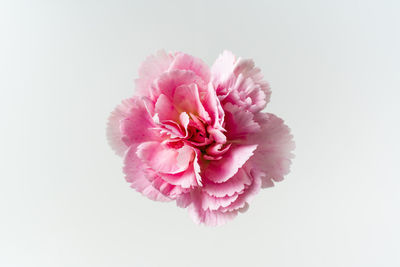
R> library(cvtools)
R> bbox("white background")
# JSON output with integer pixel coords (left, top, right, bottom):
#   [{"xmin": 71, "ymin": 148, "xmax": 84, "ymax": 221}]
[{"xmin": 1, "ymin": 1, "xmax": 399, "ymax": 266}]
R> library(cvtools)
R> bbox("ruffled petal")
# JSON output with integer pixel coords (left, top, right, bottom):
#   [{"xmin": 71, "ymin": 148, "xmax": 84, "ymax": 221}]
[
  {"xmin": 173, "ymin": 83, "xmax": 210, "ymax": 122},
  {"xmin": 154, "ymin": 70, "xmax": 207, "ymax": 101},
  {"xmin": 200, "ymin": 192, "xmax": 239, "ymax": 211},
  {"xmin": 203, "ymin": 144, "xmax": 258, "ymax": 183},
  {"xmin": 150, "ymin": 175, "xmax": 189, "ymax": 199},
  {"xmin": 218, "ymin": 166, "xmax": 262, "ymax": 212},
  {"xmin": 135, "ymin": 50, "xmax": 174, "ymax": 98},
  {"xmin": 187, "ymin": 191, "xmax": 238, "ymax": 226},
  {"xmin": 231, "ymin": 58, "xmax": 271, "ymax": 111},
  {"xmin": 158, "ymin": 148, "xmax": 201, "ymax": 188},
  {"xmin": 176, "ymin": 192, "xmax": 192, "ymax": 208},
  {"xmin": 210, "ymin": 50, "xmax": 236, "ymax": 96},
  {"xmin": 154, "ymin": 94, "xmax": 179, "ymax": 121},
  {"xmin": 137, "ymin": 141, "xmax": 194, "ymax": 174},
  {"xmin": 123, "ymin": 145, "xmax": 171, "ymax": 202},
  {"xmin": 107, "ymin": 97, "xmax": 158, "ymax": 156},
  {"xmin": 211, "ymin": 50, "xmax": 271, "ymax": 112},
  {"xmin": 202, "ymin": 83, "xmax": 225, "ymax": 130},
  {"xmin": 202, "ymin": 167, "xmax": 252, "ymax": 197},
  {"xmin": 248, "ymin": 113, "xmax": 295, "ymax": 187},
  {"xmin": 223, "ymin": 102, "xmax": 261, "ymax": 141},
  {"xmin": 169, "ymin": 52, "xmax": 210, "ymax": 83}
]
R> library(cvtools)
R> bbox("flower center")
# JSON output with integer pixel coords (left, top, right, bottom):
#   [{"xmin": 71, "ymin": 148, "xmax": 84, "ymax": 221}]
[
  {"xmin": 184, "ymin": 114, "xmax": 230, "ymax": 161},
  {"xmin": 155, "ymin": 111, "xmax": 230, "ymax": 161}
]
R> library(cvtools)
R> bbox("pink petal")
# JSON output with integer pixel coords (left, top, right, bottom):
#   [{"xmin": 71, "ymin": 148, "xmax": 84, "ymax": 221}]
[
  {"xmin": 202, "ymin": 83, "xmax": 225, "ymax": 130},
  {"xmin": 154, "ymin": 70, "xmax": 207, "ymax": 101},
  {"xmin": 107, "ymin": 97, "xmax": 158, "ymax": 156},
  {"xmin": 218, "ymin": 166, "xmax": 262, "ymax": 212},
  {"xmin": 169, "ymin": 52, "xmax": 210, "ymax": 83},
  {"xmin": 210, "ymin": 50, "xmax": 236, "ymax": 94},
  {"xmin": 225, "ymin": 68, "xmax": 269, "ymax": 112},
  {"xmin": 248, "ymin": 113, "xmax": 295, "ymax": 187},
  {"xmin": 150, "ymin": 175, "xmax": 189, "ymax": 199},
  {"xmin": 158, "ymin": 148, "xmax": 201, "ymax": 188},
  {"xmin": 107, "ymin": 98, "xmax": 134, "ymax": 156},
  {"xmin": 223, "ymin": 102, "xmax": 261, "ymax": 141},
  {"xmin": 154, "ymin": 94, "xmax": 179, "ymax": 121},
  {"xmin": 207, "ymin": 126, "xmax": 227, "ymax": 144},
  {"xmin": 203, "ymin": 144, "xmax": 258, "ymax": 183},
  {"xmin": 187, "ymin": 191, "xmax": 238, "ymax": 226},
  {"xmin": 179, "ymin": 112, "xmax": 190, "ymax": 137},
  {"xmin": 155, "ymin": 119, "xmax": 185, "ymax": 138},
  {"xmin": 211, "ymin": 51, "xmax": 271, "ymax": 112},
  {"xmin": 176, "ymin": 192, "xmax": 192, "ymax": 208},
  {"xmin": 137, "ymin": 141, "xmax": 194, "ymax": 174},
  {"xmin": 205, "ymin": 143, "xmax": 231, "ymax": 157},
  {"xmin": 123, "ymin": 145, "xmax": 171, "ymax": 202},
  {"xmin": 200, "ymin": 192, "xmax": 239, "ymax": 211},
  {"xmin": 135, "ymin": 50, "xmax": 174, "ymax": 98},
  {"xmin": 202, "ymin": 167, "xmax": 252, "ymax": 197},
  {"xmin": 173, "ymin": 83, "xmax": 210, "ymax": 122}
]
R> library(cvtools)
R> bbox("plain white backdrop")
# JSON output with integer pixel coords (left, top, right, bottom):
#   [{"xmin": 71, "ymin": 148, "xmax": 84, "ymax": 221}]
[{"xmin": 1, "ymin": 1, "xmax": 399, "ymax": 266}]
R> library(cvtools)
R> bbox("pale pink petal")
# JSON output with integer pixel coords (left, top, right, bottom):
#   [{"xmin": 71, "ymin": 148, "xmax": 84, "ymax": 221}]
[
  {"xmin": 207, "ymin": 126, "xmax": 227, "ymax": 144},
  {"xmin": 152, "ymin": 114, "xmax": 185, "ymax": 139},
  {"xmin": 176, "ymin": 192, "xmax": 192, "ymax": 208},
  {"xmin": 169, "ymin": 52, "xmax": 210, "ymax": 83},
  {"xmin": 154, "ymin": 70, "xmax": 207, "ymax": 101},
  {"xmin": 107, "ymin": 98, "xmax": 134, "ymax": 156},
  {"xmin": 211, "ymin": 51, "xmax": 271, "ymax": 112},
  {"xmin": 107, "ymin": 97, "xmax": 158, "ymax": 156},
  {"xmin": 248, "ymin": 113, "xmax": 295, "ymax": 187},
  {"xmin": 158, "ymin": 148, "xmax": 201, "ymax": 188},
  {"xmin": 223, "ymin": 102, "xmax": 261, "ymax": 141},
  {"xmin": 201, "ymin": 192, "xmax": 239, "ymax": 211},
  {"xmin": 173, "ymin": 83, "xmax": 210, "ymax": 121},
  {"xmin": 203, "ymin": 144, "xmax": 258, "ymax": 183},
  {"xmin": 218, "ymin": 166, "xmax": 262, "ymax": 212},
  {"xmin": 232, "ymin": 58, "xmax": 271, "ymax": 110},
  {"xmin": 153, "ymin": 112, "xmax": 190, "ymax": 140},
  {"xmin": 202, "ymin": 167, "xmax": 252, "ymax": 197},
  {"xmin": 154, "ymin": 94, "xmax": 179, "ymax": 121},
  {"xmin": 135, "ymin": 50, "xmax": 174, "ymax": 98},
  {"xmin": 123, "ymin": 145, "xmax": 171, "ymax": 202},
  {"xmin": 202, "ymin": 83, "xmax": 225, "ymax": 130},
  {"xmin": 137, "ymin": 141, "xmax": 194, "ymax": 174},
  {"xmin": 150, "ymin": 175, "xmax": 189, "ymax": 199},
  {"xmin": 179, "ymin": 112, "xmax": 190, "ymax": 137},
  {"xmin": 205, "ymin": 143, "xmax": 231, "ymax": 157},
  {"xmin": 225, "ymin": 71, "xmax": 268, "ymax": 113},
  {"xmin": 187, "ymin": 191, "xmax": 238, "ymax": 226},
  {"xmin": 210, "ymin": 50, "xmax": 236, "ymax": 95}
]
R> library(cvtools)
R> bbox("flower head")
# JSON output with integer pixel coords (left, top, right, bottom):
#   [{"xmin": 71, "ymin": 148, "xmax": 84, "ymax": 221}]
[{"xmin": 107, "ymin": 50, "xmax": 295, "ymax": 226}]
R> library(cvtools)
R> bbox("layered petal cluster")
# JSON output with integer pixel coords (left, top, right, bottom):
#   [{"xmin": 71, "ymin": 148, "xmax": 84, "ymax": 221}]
[{"xmin": 107, "ymin": 50, "xmax": 295, "ymax": 226}]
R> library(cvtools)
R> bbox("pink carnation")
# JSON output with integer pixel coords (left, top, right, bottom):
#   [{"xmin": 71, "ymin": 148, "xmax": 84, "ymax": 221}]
[{"xmin": 107, "ymin": 50, "xmax": 295, "ymax": 226}]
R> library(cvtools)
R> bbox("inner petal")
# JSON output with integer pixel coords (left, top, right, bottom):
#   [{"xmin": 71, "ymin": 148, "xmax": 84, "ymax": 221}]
[
  {"xmin": 137, "ymin": 141, "xmax": 193, "ymax": 174},
  {"xmin": 154, "ymin": 94, "xmax": 179, "ymax": 121},
  {"xmin": 173, "ymin": 83, "xmax": 210, "ymax": 122}
]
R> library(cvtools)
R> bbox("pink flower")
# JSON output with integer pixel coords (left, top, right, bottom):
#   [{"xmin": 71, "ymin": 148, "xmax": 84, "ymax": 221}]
[{"xmin": 107, "ymin": 50, "xmax": 295, "ymax": 226}]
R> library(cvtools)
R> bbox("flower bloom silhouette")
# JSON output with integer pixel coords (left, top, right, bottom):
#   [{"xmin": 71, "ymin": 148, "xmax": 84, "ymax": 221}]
[{"xmin": 107, "ymin": 51, "xmax": 295, "ymax": 226}]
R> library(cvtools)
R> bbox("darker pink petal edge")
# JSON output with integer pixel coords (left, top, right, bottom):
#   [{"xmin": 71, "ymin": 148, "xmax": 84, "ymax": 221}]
[{"xmin": 107, "ymin": 50, "xmax": 295, "ymax": 226}]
